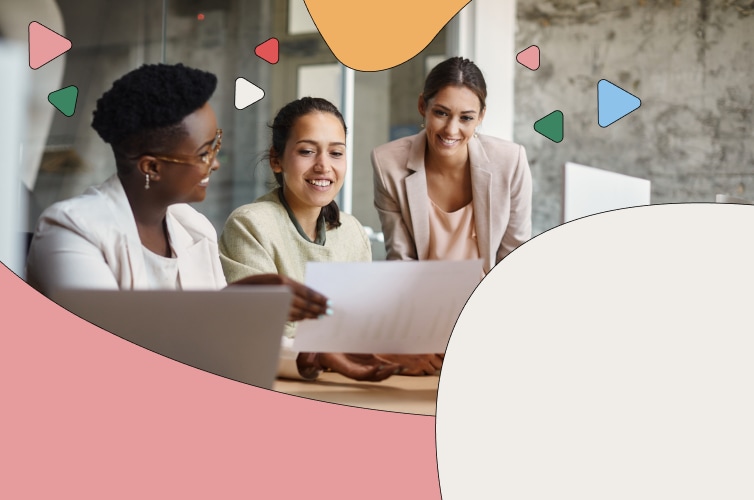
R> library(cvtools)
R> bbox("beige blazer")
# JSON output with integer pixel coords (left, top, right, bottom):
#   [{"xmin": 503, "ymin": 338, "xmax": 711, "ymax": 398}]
[
  {"xmin": 26, "ymin": 174, "xmax": 227, "ymax": 295},
  {"xmin": 371, "ymin": 131, "xmax": 532, "ymax": 274}
]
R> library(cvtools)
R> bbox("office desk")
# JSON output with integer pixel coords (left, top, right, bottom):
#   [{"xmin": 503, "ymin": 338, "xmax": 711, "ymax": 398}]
[{"xmin": 274, "ymin": 372, "xmax": 440, "ymax": 415}]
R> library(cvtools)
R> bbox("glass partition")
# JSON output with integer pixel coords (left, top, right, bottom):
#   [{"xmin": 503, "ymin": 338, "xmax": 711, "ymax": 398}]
[{"xmin": 27, "ymin": 0, "xmax": 454, "ymax": 261}]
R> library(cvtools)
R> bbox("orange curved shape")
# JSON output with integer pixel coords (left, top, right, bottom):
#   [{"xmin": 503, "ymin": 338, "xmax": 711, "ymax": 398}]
[{"xmin": 305, "ymin": 0, "xmax": 470, "ymax": 71}]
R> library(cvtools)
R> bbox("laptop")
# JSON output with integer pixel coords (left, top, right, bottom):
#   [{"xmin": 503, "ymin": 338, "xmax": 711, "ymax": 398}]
[
  {"xmin": 562, "ymin": 162, "xmax": 651, "ymax": 223},
  {"xmin": 715, "ymin": 194, "xmax": 754, "ymax": 205},
  {"xmin": 51, "ymin": 286, "xmax": 292, "ymax": 389}
]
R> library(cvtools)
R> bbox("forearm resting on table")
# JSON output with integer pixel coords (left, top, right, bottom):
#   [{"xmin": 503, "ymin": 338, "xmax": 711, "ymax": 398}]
[{"xmin": 277, "ymin": 336, "xmax": 315, "ymax": 380}]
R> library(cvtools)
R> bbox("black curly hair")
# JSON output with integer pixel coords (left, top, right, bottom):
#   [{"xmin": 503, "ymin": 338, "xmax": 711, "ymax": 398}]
[{"xmin": 91, "ymin": 63, "xmax": 217, "ymax": 173}]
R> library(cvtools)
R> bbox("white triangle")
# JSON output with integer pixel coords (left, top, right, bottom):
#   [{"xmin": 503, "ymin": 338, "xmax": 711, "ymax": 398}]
[{"xmin": 234, "ymin": 78, "xmax": 265, "ymax": 110}]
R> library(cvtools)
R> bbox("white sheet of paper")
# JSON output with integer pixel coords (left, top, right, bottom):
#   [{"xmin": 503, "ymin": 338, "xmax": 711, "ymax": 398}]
[{"xmin": 293, "ymin": 260, "xmax": 483, "ymax": 353}]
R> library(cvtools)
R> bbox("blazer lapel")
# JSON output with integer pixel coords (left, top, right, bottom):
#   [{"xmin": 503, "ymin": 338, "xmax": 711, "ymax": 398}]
[
  {"xmin": 101, "ymin": 175, "xmax": 150, "ymax": 289},
  {"xmin": 468, "ymin": 138, "xmax": 496, "ymax": 272},
  {"xmin": 405, "ymin": 132, "xmax": 431, "ymax": 260},
  {"xmin": 166, "ymin": 210, "xmax": 216, "ymax": 290}
]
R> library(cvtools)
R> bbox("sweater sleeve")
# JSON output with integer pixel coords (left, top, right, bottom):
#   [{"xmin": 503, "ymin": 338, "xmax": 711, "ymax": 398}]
[
  {"xmin": 218, "ymin": 207, "xmax": 279, "ymax": 283},
  {"xmin": 219, "ymin": 204, "xmax": 314, "ymax": 380}
]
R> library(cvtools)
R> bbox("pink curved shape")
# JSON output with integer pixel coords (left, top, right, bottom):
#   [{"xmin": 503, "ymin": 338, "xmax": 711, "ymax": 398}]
[{"xmin": 1, "ymin": 265, "xmax": 440, "ymax": 499}]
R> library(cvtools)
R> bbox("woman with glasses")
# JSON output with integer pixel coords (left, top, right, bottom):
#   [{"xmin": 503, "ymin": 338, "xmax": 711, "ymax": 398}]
[{"xmin": 26, "ymin": 63, "xmax": 329, "ymax": 323}]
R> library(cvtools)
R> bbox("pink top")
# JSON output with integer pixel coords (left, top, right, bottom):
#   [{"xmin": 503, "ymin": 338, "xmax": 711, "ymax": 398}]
[{"xmin": 427, "ymin": 200, "xmax": 481, "ymax": 262}]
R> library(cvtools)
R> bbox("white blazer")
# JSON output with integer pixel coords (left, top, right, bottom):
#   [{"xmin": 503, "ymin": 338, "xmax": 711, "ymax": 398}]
[{"xmin": 26, "ymin": 174, "xmax": 227, "ymax": 296}]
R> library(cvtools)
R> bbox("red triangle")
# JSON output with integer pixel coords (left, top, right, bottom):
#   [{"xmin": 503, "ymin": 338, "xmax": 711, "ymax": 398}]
[
  {"xmin": 254, "ymin": 37, "xmax": 279, "ymax": 64},
  {"xmin": 29, "ymin": 22, "xmax": 72, "ymax": 70}
]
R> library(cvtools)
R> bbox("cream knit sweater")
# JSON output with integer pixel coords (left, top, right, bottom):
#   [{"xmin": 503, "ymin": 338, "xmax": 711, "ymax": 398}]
[{"xmin": 219, "ymin": 189, "xmax": 371, "ymax": 340}]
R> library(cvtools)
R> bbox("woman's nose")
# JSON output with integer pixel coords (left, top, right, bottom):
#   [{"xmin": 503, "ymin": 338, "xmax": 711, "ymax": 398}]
[
  {"xmin": 313, "ymin": 153, "xmax": 330, "ymax": 171},
  {"xmin": 444, "ymin": 119, "xmax": 460, "ymax": 135}
]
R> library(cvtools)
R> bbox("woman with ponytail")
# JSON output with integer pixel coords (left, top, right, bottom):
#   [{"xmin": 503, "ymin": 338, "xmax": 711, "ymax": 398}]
[{"xmin": 219, "ymin": 97, "xmax": 400, "ymax": 382}]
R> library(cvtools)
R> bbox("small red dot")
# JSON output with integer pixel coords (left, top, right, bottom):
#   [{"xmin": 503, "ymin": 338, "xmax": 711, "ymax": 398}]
[{"xmin": 197, "ymin": 13, "xmax": 205, "ymax": 21}]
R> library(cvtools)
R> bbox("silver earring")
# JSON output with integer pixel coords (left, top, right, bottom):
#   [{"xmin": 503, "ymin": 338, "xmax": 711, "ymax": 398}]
[
  {"xmin": 474, "ymin": 128, "xmax": 479, "ymax": 138},
  {"xmin": 421, "ymin": 122, "xmax": 425, "ymax": 129},
  {"xmin": 145, "ymin": 174, "xmax": 150, "ymax": 190}
]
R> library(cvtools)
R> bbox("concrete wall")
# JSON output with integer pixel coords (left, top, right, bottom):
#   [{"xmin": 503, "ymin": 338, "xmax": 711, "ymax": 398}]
[{"xmin": 513, "ymin": 0, "xmax": 754, "ymax": 235}]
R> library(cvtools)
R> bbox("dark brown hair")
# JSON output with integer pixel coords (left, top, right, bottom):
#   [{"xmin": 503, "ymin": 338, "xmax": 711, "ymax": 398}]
[
  {"xmin": 422, "ymin": 57, "xmax": 487, "ymax": 111},
  {"xmin": 268, "ymin": 97, "xmax": 347, "ymax": 229}
]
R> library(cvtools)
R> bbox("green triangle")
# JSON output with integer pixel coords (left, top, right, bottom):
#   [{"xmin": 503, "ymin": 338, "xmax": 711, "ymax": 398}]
[
  {"xmin": 48, "ymin": 85, "xmax": 78, "ymax": 117},
  {"xmin": 533, "ymin": 110, "xmax": 564, "ymax": 143}
]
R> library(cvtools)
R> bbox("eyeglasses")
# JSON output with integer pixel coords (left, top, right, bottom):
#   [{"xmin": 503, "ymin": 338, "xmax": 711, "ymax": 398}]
[{"xmin": 144, "ymin": 129, "xmax": 222, "ymax": 168}]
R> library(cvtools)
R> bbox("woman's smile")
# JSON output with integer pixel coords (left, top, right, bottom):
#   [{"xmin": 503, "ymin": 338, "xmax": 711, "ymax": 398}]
[{"xmin": 307, "ymin": 178, "xmax": 334, "ymax": 190}]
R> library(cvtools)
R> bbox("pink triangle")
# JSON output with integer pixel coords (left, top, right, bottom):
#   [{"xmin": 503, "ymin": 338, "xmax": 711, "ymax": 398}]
[
  {"xmin": 516, "ymin": 45, "xmax": 540, "ymax": 71},
  {"xmin": 254, "ymin": 37, "xmax": 279, "ymax": 64},
  {"xmin": 29, "ymin": 21, "xmax": 72, "ymax": 70}
]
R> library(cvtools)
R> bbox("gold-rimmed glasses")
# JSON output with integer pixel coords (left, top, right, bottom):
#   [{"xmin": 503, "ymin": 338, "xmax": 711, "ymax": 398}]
[{"xmin": 145, "ymin": 128, "xmax": 222, "ymax": 168}]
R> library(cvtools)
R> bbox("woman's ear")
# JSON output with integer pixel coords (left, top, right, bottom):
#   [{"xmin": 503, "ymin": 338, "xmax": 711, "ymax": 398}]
[
  {"xmin": 137, "ymin": 156, "xmax": 161, "ymax": 181},
  {"xmin": 417, "ymin": 93, "xmax": 427, "ymax": 118},
  {"xmin": 269, "ymin": 148, "xmax": 282, "ymax": 173}
]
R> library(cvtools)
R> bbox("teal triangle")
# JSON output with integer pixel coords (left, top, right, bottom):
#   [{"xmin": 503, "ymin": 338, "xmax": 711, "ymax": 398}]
[
  {"xmin": 48, "ymin": 85, "xmax": 78, "ymax": 117},
  {"xmin": 534, "ymin": 110, "xmax": 564, "ymax": 143}
]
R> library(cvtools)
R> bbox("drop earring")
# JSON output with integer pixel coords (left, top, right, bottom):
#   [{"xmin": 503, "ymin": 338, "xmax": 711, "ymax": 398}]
[{"xmin": 145, "ymin": 174, "xmax": 150, "ymax": 190}]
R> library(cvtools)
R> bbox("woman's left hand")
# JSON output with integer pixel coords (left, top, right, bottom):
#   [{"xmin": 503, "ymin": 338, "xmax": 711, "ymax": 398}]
[
  {"xmin": 375, "ymin": 353, "xmax": 444, "ymax": 376},
  {"xmin": 298, "ymin": 352, "xmax": 401, "ymax": 382}
]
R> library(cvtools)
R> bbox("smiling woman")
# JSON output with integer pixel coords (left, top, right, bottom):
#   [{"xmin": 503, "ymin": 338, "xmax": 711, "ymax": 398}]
[
  {"xmin": 270, "ymin": 107, "xmax": 348, "ymax": 241},
  {"xmin": 219, "ymin": 97, "xmax": 403, "ymax": 382},
  {"xmin": 26, "ymin": 63, "xmax": 229, "ymax": 291},
  {"xmin": 372, "ymin": 56, "xmax": 533, "ymax": 275},
  {"xmin": 369, "ymin": 57, "xmax": 533, "ymax": 376},
  {"xmin": 137, "ymin": 123, "xmax": 223, "ymax": 205},
  {"xmin": 25, "ymin": 64, "xmax": 330, "ymax": 326},
  {"xmin": 220, "ymin": 97, "xmax": 361, "ymax": 288}
]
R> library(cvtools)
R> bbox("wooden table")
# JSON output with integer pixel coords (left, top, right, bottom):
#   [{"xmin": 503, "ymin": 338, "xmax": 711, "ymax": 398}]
[{"xmin": 273, "ymin": 372, "xmax": 440, "ymax": 415}]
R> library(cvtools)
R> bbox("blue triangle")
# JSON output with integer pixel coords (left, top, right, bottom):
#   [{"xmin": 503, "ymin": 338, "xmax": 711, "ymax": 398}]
[{"xmin": 598, "ymin": 79, "xmax": 641, "ymax": 128}]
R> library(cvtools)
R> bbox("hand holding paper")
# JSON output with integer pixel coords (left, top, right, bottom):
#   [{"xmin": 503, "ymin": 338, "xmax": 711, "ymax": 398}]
[{"xmin": 293, "ymin": 260, "xmax": 482, "ymax": 353}]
